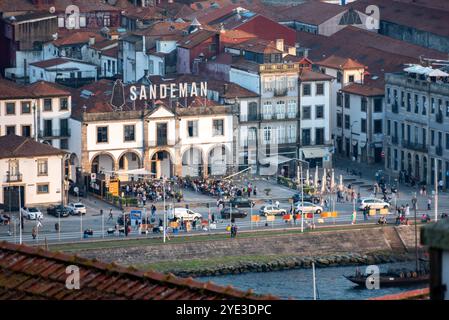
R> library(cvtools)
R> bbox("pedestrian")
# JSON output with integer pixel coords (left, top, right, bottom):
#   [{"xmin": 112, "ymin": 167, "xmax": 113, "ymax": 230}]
[
  {"xmin": 351, "ymin": 210, "xmax": 357, "ymax": 225},
  {"xmin": 405, "ymin": 204, "xmax": 410, "ymax": 216},
  {"xmin": 142, "ymin": 194, "xmax": 147, "ymax": 206},
  {"xmin": 32, "ymin": 226, "xmax": 37, "ymax": 240},
  {"xmin": 363, "ymin": 207, "xmax": 368, "ymax": 221},
  {"xmin": 427, "ymin": 197, "xmax": 432, "ymax": 210},
  {"xmin": 247, "ymin": 187, "xmax": 252, "ymax": 198},
  {"xmin": 253, "ymin": 186, "xmax": 257, "ymax": 196},
  {"xmin": 151, "ymin": 204, "xmax": 156, "ymax": 216},
  {"xmin": 275, "ymin": 200, "xmax": 280, "ymax": 208},
  {"xmin": 439, "ymin": 180, "xmax": 444, "ymax": 192},
  {"xmin": 192, "ymin": 219, "xmax": 197, "ymax": 230},
  {"xmin": 211, "ymin": 213, "xmax": 215, "ymax": 223}
]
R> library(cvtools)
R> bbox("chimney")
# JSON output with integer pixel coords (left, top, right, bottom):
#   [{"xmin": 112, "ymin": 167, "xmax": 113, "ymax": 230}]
[
  {"xmin": 89, "ymin": 35, "xmax": 95, "ymax": 46},
  {"xmin": 303, "ymin": 48, "xmax": 309, "ymax": 58},
  {"xmin": 276, "ymin": 39, "xmax": 284, "ymax": 52}
]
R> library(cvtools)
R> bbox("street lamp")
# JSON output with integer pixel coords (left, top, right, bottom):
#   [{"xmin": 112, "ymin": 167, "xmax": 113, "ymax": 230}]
[
  {"xmin": 412, "ymin": 193, "xmax": 419, "ymax": 272},
  {"xmin": 160, "ymin": 176, "xmax": 167, "ymax": 243}
]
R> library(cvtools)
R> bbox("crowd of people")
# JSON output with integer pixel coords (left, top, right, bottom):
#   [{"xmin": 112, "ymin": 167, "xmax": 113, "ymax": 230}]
[{"xmin": 121, "ymin": 178, "xmax": 184, "ymax": 204}]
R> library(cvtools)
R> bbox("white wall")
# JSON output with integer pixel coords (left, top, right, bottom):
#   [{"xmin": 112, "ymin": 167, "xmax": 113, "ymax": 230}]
[
  {"xmin": 0, "ymin": 99, "xmax": 36, "ymax": 137},
  {"xmin": 230, "ymin": 68, "xmax": 260, "ymax": 94},
  {"xmin": 29, "ymin": 61, "xmax": 97, "ymax": 83},
  {"xmin": 0, "ymin": 155, "xmax": 63, "ymax": 206}
]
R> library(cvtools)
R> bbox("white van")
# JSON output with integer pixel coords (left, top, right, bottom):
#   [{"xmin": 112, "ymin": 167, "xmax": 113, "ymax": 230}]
[{"xmin": 168, "ymin": 208, "xmax": 203, "ymax": 221}]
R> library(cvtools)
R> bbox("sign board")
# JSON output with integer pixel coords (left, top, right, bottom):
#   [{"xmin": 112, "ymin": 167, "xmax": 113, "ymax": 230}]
[
  {"xmin": 109, "ymin": 179, "xmax": 120, "ymax": 197},
  {"xmin": 74, "ymin": 187, "xmax": 79, "ymax": 194},
  {"xmin": 91, "ymin": 173, "xmax": 96, "ymax": 181},
  {"xmin": 129, "ymin": 210, "xmax": 142, "ymax": 223},
  {"xmin": 266, "ymin": 215, "xmax": 275, "ymax": 222}
]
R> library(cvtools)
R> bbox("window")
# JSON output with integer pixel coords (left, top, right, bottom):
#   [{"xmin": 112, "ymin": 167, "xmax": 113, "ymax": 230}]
[
  {"xmin": 302, "ymin": 106, "xmax": 311, "ymax": 120},
  {"xmin": 6, "ymin": 126, "xmax": 16, "ymax": 135},
  {"xmin": 103, "ymin": 15, "xmax": 111, "ymax": 27},
  {"xmin": 44, "ymin": 98, "xmax": 52, "ymax": 111},
  {"xmin": 149, "ymin": 60, "xmax": 154, "ymax": 74},
  {"xmin": 80, "ymin": 16, "xmax": 86, "ymax": 27},
  {"xmin": 22, "ymin": 125, "xmax": 31, "ymax": 137},
  {"xmin": 337, "ymin": 71, "xmax": 342, "ymax": 83},
  {"xmin": 302, "ymin": 83, "xmax": 311, "ymax": 96},
  {"xmin": 187, "ymin": 120, "xmax": 198, "ymax": 137},
  {"xmin": 124, "ymin": 125, "xmax": 135, "ymax": 141},
  {"xmin": 60, "ymin": 98, "xmax": 68, "ymax": 110},
  {"xmin": 302, "ymin": 129, "xmax": 311, "ymax": 146},
  {"xmin": 374, "ymin": 119, "xmax": 382, "ymax": 134},
  {"xmin": 6, "ymin": 102, "xmax": 15, "ymax": 115},
  {"xmin": 315, "ymin": 105, "xmax": 324, "ymax": 119},
  {"xmin": 337, "ymin": 113, "xmax": 342, "ymax": 128},
  {"xmin": 401, "ymin": 91, "xmax": 405, "ymax": 108},
  {"xmin": 422, "ymin": 96, "xmax": 427, "ymax": 115},
  {"xmin": 446, "ymin": 133, "xmax": 449, "ymax": 150},
  {"xmin": 263, "ymin": 77, "xmax": 273, "ymax": 92},
  {"xmin": 361, "ymin": 118, "xmax": 367, "ymax": 133},
  {"xmin": 275, "ymin": 101, "xmax": 285, "ymax": 119},
  {"xmin": 446, "ymin": 101, "xmax": 449, "ymax": 117},
  {"xmin": 37, "ymin": 159, "xmax": 48, "ymax": 176},
  {"xmin": 315, "ymin": 128, "xmax": 324, "ymax": 145},
  {"xmin": 158, "ymin": 61, "xmax": 164, "ymax": 75},
  {"xmin": 414, "ymin": 94, "xmax": 419, "ymax": 114},
  {"xmin": 374, "ymin": 98, "xmax": 382, "ymax": 112},
  {"xmin": 37, "ymin": 184, "xmax": 49, "ymax": 194},
  {"xmin": 361, "ymin": 98, "xmax": 367, "ymax": 112},
  {"xmin": 316, "ymin": 83, "xmax": 324, "ymax": 95},
  {"xmin": 337, "ymin": 92, "xmax": 342, "ymax": 107},
  {"xmin": 344, "ymin": 115, "xmax": 350, "ymax": 129},
  {"xmin": 387, "ymin": 88, "xmax": 391, "ymax": 104},
  {"xmin": 60, "ymin": 139, "xmax": 69, "ymax": 150},
  {"xmin": 387, "ymin": 120, "xmax": 390, "ymax": 136},
  {"xmin": 348, "ymin": 75, "xmax": 355, "ymax": 83},
  {"xmin": 407, "ymin": 92, "xmax": 411, "ymax": 112},
  {"xmin": 287, "ymin": 100, "xmax": 296, "ymax": 118},
  {"xmin": 344, "ymin": 94, "xmax": 350, "ymax": 108},
  {"xmin": 263, "ymin": 126, "xmax": 271, "ymax": 143},
  {"xmin": 213, "ymin": 119, "xmax": 224, "ymax": 136},
  {"xmin": 262, "ymin": 101, "xmax": 272, "ymax": 119},
  {"xmin": 97, "ymin": 126, "xmax": 108, "ymax": 143},
  {"xmin": 431, "ymin": 98, "xmax": 435, "ymax": 114},
  {"xmin": 21, "ymin": 101, "xmax": 31, "ymax": 114}
]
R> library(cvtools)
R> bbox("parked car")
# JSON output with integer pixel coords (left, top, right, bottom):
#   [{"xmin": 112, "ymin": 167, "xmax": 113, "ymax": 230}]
[
  {"xmin": 358, "ymin": 198, "xmax": 390, "ymax": 211},
  {"xmin": 294, "ymin": 201, "xmax": 323, "ymax": 215},
  {"xmin": 220, "ymin": 207, "xmax": 248, "ymax": 219},
  {"xmin": 168, "ymin": 208, "xmax": 203, "ymax": 221},
  {"xmin": 67, "ymin": 202, "xmax": 86, "ymax": 215},
  {"xmin": 21, "ymin": 207, "xmax": 43, "ymax": 220},
  {"xmin": 291, "ymin": 193, "xmax": 320, "ymax": 204},
  {"xmin": 47, "ymin": 205, "xmax": 71, "ymax": 218},
  {"xmin": 229, "ymin": 197, "xmax": 255, "ymax": 208},
  {"xmin": 259, "ymin": 205, "xmax": 287, "ymax": 216}
]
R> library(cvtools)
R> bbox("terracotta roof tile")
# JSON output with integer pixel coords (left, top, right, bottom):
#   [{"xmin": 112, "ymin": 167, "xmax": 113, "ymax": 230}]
[
  {"xmin": 278, "ymin": 1, "xmax": 347, "ymax": 25},
  {"xmin": 317, "ymin": 55, "xmax": 365, "ymax": 70},
  {"xmin": 0, "ymin": 135, "xmax": 66, "ymax": 160},
  {"xmin": 341, "ymin": 83, "xmax": 385, "ymax": 97},
  {"xmin": 28, "ymin": 81, "xmax": 71, "ymax": 97},
  {"xmin": 0, "ymin": 241, "xmax": 278, "ymax": 300},
  {"xmin": 29, "ymin": 58, "xmax": 96, "ymax": 69},
  {"xmin": 299, "ymin": 69, "xmax": 334, "ymax": 82}
]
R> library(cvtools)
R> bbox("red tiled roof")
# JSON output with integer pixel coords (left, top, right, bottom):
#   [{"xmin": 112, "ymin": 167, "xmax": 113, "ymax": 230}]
[
  {"xmin": 278, "ymin": 1, "xmax": 347, "ymax": 25},
  {"xmin": 317, "ymin": 55, "xmax": 365, "ymax": 70},
  {"xmin": 369, "ymin": 287, "xmax": 429, "ymax": 300},
  {"xmin": 178, "ymin": 29, "xmax": 218, "ymax": 49},
  {"xmin": 102, "ymin": 46, "xmax": 118, "ymax": 58},
  {"xmin": 33, "ymin": 0, "xmax": 121, "ymax": 13},
  {"xmin": 0, "ymin": 79, "xmax": 29, "ymax": 100},
  {"xmin": 53, "ymin": 31, "xmax": 104, "ymax": 47},
  {"xmin": 28, "ymin": 81, "xmax": 71, "ymax": 97},
  {"xmin": 299, "ymin": 69, "xmax": 334, "ymax": 82},
  {"xmin": 341, "ymin": 83, "xmax": 385, "ymax": 97},
  {"xmin": 0, "ymin": 241, "xmax": 276, "ymax": 300},
  {"xmin": 393, "ymin": 0, "xmax": 449, "ymax": 11},
  {"xmin": 227, "ymin": 38, "xmax": 282, "ymax": 54},
  {"xmin": 0, "ymin": 135, "xmax": 66, "ymax": 160},
  {"xmin": 350, "ymin": 0, "xmax": 449, "ymax": 38},
  {"xmin": 30, "ymin": 58, "xmax": 96, "ymax": 69}
]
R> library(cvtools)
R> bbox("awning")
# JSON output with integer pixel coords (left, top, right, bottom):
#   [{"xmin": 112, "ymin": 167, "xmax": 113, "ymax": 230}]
[
  {"xmin": 259, "ymin": 155, "xmax": 293, "ymax": 166},
  {"xmin": 302, "ymin": 148, "xmax": 327, "ymax": 159}
]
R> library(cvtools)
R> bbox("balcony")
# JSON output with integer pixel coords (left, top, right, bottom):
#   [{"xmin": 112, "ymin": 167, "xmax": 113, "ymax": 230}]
[
  {"xmin": 436, "ymin": 146, "xmax": 443, "ymax": 156},
  {"xmin": 6, "ymin": 173, "xmax": 22, "ymax": 183},
  {"xmin": 403, "ymin": 141, "xmax": 428, "ymax": 153},
  {"xmin": 39, "ymin": 129, "xmax": 71, "ymax": 138},
  {"xmin": 274, "ymin": 87, "xmax": 288, "ymax": 97},
  {"xmin": 436, "ymin": 112, "xmax": 444, "ymax": 124}
]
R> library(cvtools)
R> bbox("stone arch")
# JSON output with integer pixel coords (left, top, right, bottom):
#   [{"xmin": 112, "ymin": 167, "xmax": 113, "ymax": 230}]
[
  {"xmin": 150, "ymin": 149, "xmax": 174, "ymax": 179},
  {"xmin": 182, "ymin": 146, "xmax": 204, "ymax": 177},
  {"xmin": 90, "ymin": 152, "xmax": 116, "ymax": 174},
  {"xmin": 69, "ymin": 153, "xmax": 80, "ymax": 182},
  {"xmin": 117, "ymin": 149, "xmax": 142, "ymax": 171},
  {"xmin": 207, "ymin": 143, "xmax": 232, "ymax": 176}
]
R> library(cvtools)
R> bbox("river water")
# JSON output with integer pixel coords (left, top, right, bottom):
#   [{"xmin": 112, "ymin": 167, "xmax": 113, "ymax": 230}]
[{"xmin": 197, "ymin": 262, "xmax": 426, "ymax": 300}]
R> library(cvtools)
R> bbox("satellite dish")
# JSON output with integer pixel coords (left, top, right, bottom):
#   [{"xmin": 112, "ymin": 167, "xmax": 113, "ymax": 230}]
[{"xmin": 107, "ymin": 0, "xmax": 117, "ymax": 5}]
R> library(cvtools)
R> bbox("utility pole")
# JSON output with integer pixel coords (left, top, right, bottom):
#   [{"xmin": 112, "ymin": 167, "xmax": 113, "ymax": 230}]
[
  {"xmin": 434, "ymin": 158, "xmax": 438, "ymax": 222},
  {"xmin": 300, "ymin": 163, "xmax": 304, "ymax": 233}
]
